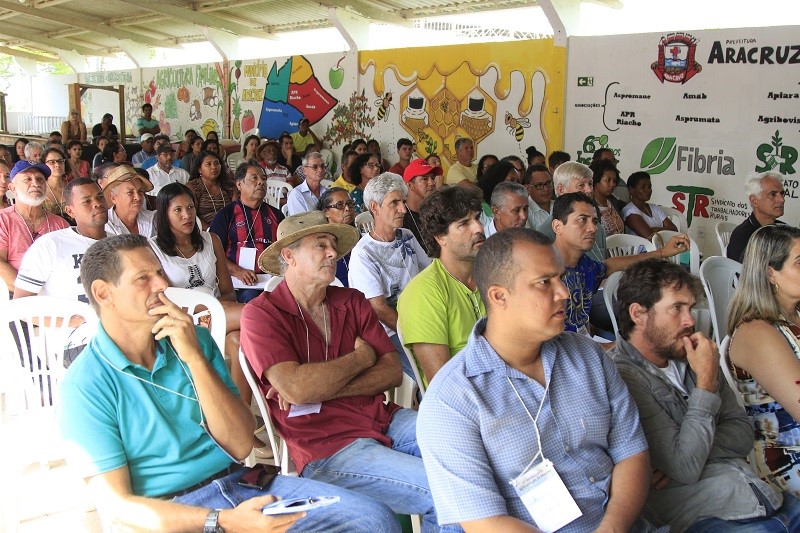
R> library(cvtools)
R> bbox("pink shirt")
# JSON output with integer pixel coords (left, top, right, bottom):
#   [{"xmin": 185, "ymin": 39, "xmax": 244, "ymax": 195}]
[
  {"xmin": 0, "ymin": 206, "xmax": 69, "ymax": 269},
  {"xmin": 241, "ymin": 281, "xmax": 399, "ymax": 474}
]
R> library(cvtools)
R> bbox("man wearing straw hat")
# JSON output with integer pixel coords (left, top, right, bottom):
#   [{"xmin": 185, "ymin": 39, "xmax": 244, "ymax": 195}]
[{"xmin": 241, "ymin": 210, "xmax": 456, "ymax": 532}]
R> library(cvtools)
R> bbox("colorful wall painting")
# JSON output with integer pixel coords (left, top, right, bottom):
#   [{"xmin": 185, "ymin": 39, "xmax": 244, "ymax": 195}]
[
  {"xmin": 566, "ymin": 25, "xmax": 800, "ymax": 256},
  {"xmin": 359, "ymin": 40, "xmax": 565, "ymax": 173}
]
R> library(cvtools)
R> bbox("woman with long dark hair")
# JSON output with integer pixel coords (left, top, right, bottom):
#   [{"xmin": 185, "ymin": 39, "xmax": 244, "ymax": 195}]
[
  {"xmin": 186, "ymin": 150, "xmax": 236, "ymax": 229},
  {"xmin": 348, "ymin": 152, "xmax": 381, "ymax": 214}
]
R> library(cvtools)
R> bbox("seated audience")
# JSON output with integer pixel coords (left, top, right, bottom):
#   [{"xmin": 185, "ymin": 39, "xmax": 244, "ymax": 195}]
[
  {"xmin": 0, "ymin": 161, "xmax": 70, "ymax": 293},
  {"xmin": 402, "ymin": 158, "xmax": 440, "ymax": 252},
  {"xmin": 0, "ymin": 144, "xmax": 12, "ymax": 166},
  {"xmin": 350, "ymin": 138, "xmax": 368, "ymax": 155},
  {"xmin": 726, "ymin": 171, "xmax": 786, "ymax": 263},
  {"xmin": 104, "ymin": 165, "xmax": 156, "ymax": 237},
  {"xmin": 484, "ymin": 182, "xmax": 528, "ymax": 237},
  {"xmin": 176, "ymin": 128, "xmax": 197, "ymax": 159},
  {"xmin": 12, "ymin": 137, "xmax": 28, "ymax": 164},
  {"xmin": 98, "ymin": 140, "xmax": 129, "ymax": 168},
  {"xmin": 591, "ymin": 159, "xmax": 625, "ymax": 236},
  {"xmin": 426, "ymin": 153, "xmax": 443, "ymax": 187},
  {"xmin": 278, "ymin": 132, "xmax": 302, "ymax": 173},
  {"xmin": 286, "ymin": 151, "xmax": 328, "ymax": 216},
  {"xmin": 136, "ymin": 102, "xmax": 160, "ymax": 136},
  {"xmin": 61, "ymin": 108, "xmax": 87, "ymax": 143},
  {"xmin": 140, "ymin": 135, "xmax": 183, "ymax": 170},
  {"xmin": 317, "ymin": 187, "xmax": 356, "ymax": 287},
  {"xmin": 418, "ymin": 227, "xmax": 652, "ymax": 532},
  {"xmin": 91, "ymin": 136, "xmax": 109, "ymax": 171},
  {"xmin": 333, "ymin": 149, "xmax": 358, "ymax": 192},
  {"xmin": 388, "ymin": 138, "xmax": 413, "ymax": 175},
  {"xmin": 15, "ymin": 177, "xmax": 106, "ymax": 301},
  {"xmin": 622, "ymin": 171, "xmax": 677, "ymax": 238},
  {"xmin": 210, "ymin": 162, "xmax": 282, "ymax": 304},
  {"xmin": 349, "ymin": 172, "xmax": 430, "ymax": 378},
  {"xmin": 0, "ymin": 161, "xmax": 10, "ymax": 210},
  {"xmin": 552, "ymin": 192, "xmax": 687, "ymax": 335},
  {"xmin": 203, "ymin": 138, "xmax": 221, "ymax": 157},
  {"xmin": 501, "ymin": 155, "xmax": 525, "ymax": 176},
  {"xmin": 366, "ymin": 138, "xmax": 391, "ymax": 172},
  {"xmin": 66, "ymin": 140, "xmax": 89, "ymax": 181},
  {"xmin": 60, "ymin": 234, "xmax": 399, "ymax": 533},
  {"xmin": 477, "ymin": 159, "xmax": 518, "ymax": 222},
  {"xmin": 445, "ymin": 137, "xmax": 476, "ymax": 188},
  {"xmin": 24, "ymin": 141, "xmax": 44, "ymax": 163},
  {"xmin": 147, "ymin": 143, "xmax": 190, "ymax": 196},
  {"xmin": 187, "ymin": 151, "xmax": 236, "ymax": 230},
  {"xmin": 728, "ymin": 224, "xmax": 800, "ymax": 497},
  {"xmin": 240, "ymin": 134, "xmax": 260, "ymax": 165},
  {"xmin": 547, "ymin": 149, "xmax": 570, "ymax": 174},
  {"xmin": 348, "ymin": 152, "xmax": 381, "ymax": 214},
  {"xmin": 241, "ymin": 211, "xmax": 454, "ymax": 531},
  {"xmin": 257, "ymin": 140, "xmax": 291, "ymax": 183},
  {"xmin": 612, "ymin": 258, "xmax": 796, "ymax": 531},
  {"xmin": 290, "ymin": 117, "xmax": 321, "ymax": 153},
  {"xmin": 525, "ymin": 146, "xmax": 545, "ymax": 166},
  {"xmin": 180, "ymin": 135, "xmax": 204, "ymax": 171},
  {"xmin": 476, "ymin": 154, "xmax": 498, "ymax": 183},
  {"xmin": 522, "ymin": 164, "xmax": 553, "ymax": 229},
  {"xmin": 398, "ymin": 185, "xmax": 485, "ymax": 388},
  {"xmin": 91, "ymin": 112, "xmax": 118, "ymax": 141}
]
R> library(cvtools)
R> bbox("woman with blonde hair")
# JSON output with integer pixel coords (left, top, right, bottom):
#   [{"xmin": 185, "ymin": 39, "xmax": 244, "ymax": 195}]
[
  {"xmin": 60, "ymin": 109, "xmax": 87, "ymax": 143},
  {"xmin": 728, "ymin": 223, "xmax": 800, "ymax": 496}
]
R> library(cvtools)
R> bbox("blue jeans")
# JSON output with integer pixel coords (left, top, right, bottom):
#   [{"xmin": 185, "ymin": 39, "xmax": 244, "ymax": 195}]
[
  {"xmin": 174, "ymin": 469, "xmax": 400, "ymax": 532},
  {"xmin": 302, "ymin": 408, "xmax": 462, "ymax": 533},
  {"xmin": 236, "ymin": 288, "xmax": 262, "ymax": 304},
  {"xmin": 686, "ymin": 493, "xmax": 800, "ymax": 532}
]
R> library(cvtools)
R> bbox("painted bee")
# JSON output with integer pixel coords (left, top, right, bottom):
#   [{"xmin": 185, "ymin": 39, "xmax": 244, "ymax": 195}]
[
  {"xmin": 505, "ymin": 112, "xmax": 531, "ymax": 142},
  {"xmin": 375, "ymin": 92, "xmax": 393, "ymax": 122}
]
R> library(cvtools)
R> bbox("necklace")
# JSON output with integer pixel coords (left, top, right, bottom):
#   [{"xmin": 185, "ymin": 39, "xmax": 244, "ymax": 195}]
[
  {"xmin": 370, "ymin": 229, "xmax": 396, "ymax": 243},
  {"xmin": 14, "ymin": 206, "xmax": 48, "ymax": 244},
  {"xmin": 46, "ymin": 185, "xmax": 64, "ymax": 216},
  {"xmin": 201, "ymin": 178, "xmax": 226, "ymax": 215},
  {"xmin": 241, "ymin": 202, "xmax": 261, "ymax": 247},
  {"xmin": 296, "ymin": 299, "xmax": 329, "ymax": 363}
]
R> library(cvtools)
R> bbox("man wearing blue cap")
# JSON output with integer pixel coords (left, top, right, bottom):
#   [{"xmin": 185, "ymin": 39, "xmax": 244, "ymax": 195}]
[{"xmin": 0, "ymin": 160, "xmax": 69, "ymax": 295}]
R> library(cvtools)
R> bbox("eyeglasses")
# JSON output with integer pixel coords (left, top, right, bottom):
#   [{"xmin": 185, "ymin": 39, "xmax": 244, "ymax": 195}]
[
  {"xmin": 305, "ymin": 163, "xmax": 326, "ymax": 171},
  {"xmin": 244, "ymin": 175, "xmax": 267, "ymax": 184},
  {"xmin": 532, "ymin": 180, "xmax": 554, "ymax": 190},
  {"xmin": 325, "ymin": 200, "xmax": 355, "ymax": 211},
  {"xmin": 363, "ymin": 162, "xmax": 380, "ymax": 169},
  {"xmin": 45, "ymin": 158, "xmax": 66, "ymax": 166}
]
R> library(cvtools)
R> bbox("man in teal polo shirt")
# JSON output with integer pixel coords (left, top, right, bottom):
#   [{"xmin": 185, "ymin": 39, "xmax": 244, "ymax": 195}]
[
  {"xmin": 397, "ymin": 185, "xmax": 486, "ymax": 389},
  {"xmin": 59, "ymin": 234, "xmax": 399, "ymax": 532}
]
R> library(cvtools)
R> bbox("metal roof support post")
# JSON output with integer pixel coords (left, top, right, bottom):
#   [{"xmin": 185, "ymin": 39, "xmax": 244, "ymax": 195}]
[
  {"xmin": 58, "ymin": 51, "xmax": 89, "ymax": 73},
  {"xmin": 120, "ymin": 43, "xmax": 153, "ymax": 69},
  {"xmin": 538, "ymin": 0, "xmax": 580, "ymax": 47},
  {"xmin": 205, "ymin": 28, "xmax": 239, "ymax": 61},
  {"xmin": 327, "ymin": 6, "xmax": 370, "ymax": 51}
]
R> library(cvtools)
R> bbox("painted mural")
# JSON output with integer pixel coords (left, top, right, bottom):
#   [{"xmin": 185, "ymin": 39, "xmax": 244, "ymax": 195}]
[
  {"xmin": 235, "ymin": 52, "xmax": 357, "ymax": 144},
  {"xmin": 359, "ymin": 40, "xmax": 565, "ymax": 172},
  {"xmin": 566, "ymin": 25, "xmax": 800, "ymax": 256},
  {"xmin": 78, "ymin": 69, "xmax": 139, "ymax": 137}
]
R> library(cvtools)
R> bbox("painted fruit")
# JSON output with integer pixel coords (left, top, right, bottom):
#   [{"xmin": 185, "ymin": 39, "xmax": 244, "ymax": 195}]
[
  {"xmin": 329, "ymin": 67, "xmax": 344, "ymax": 89},
  {"xmin": 232, "ymin": 117, "xmax": 241, "ymax": 140},
  {"xmin": 242, "ymin": 110, "xmax": 255, "ymax": 133}
]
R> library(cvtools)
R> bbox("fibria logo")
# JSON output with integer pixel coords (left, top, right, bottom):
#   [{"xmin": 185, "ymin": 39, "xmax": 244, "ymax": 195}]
[
  {"xmin": 652, "ymin": 33, "xmax": 702, "ymax": 84},
  {"xmin": 641, "ymin": 137, "xmax": 735, "ymax": 175}
]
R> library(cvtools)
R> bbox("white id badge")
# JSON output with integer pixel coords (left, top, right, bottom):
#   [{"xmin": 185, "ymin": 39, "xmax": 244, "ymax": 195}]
[
  {"xmin": 288, "ymin": 403, "xmax": 322, "ymax": 417},
  {"xmin": 510, "ymin": 458, "xmax": 582, "ymax": 532},
  {"xmin": 238, "ymin": 247, "xmax": 257, "ymax": 270}
]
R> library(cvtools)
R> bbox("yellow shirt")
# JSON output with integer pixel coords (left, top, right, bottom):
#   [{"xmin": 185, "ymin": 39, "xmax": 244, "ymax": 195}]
[
  {"xmin": 333, "ymin": 175, "xmax": 356, "ymax": 193},
  {"xmin": 445, "ymin": 161, "xmax": 477, "ymax": 185}
]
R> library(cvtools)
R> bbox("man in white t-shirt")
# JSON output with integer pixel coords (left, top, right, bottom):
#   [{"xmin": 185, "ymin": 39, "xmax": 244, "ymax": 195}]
[
  {"xmin": 15, "ymin": 177, "xmax": 107, "ymax": 303},
  {"xmin": 147, "ymin": 143, "xmax": 189, "ymax": 196},
  {"xmin": 348, "ymin": 173, "xmax": 430, "ymax": 376}
]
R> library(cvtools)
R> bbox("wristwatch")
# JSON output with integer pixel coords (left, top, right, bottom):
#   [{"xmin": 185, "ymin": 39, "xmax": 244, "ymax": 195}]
[{"xmin": 203, "ymin": 509, "xmax": 224, "ymax": 533}]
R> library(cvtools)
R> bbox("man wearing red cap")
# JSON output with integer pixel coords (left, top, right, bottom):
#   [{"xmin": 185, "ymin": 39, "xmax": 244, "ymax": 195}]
[{"xmin": 402, "ymin": 159, "xmax": 441, "ymax": 254}]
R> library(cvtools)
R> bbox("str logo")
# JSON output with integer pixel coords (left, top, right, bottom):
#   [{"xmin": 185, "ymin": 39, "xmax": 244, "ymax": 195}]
[
  {"xmin": 755, "ymin": 130, "xmax": 797, "ymax": 175},
  {"xmin": 652, "ymin": 33, "xmax": 702, "ymax": 84},
  {"xmin": 667, "ymin": 185, "xmax": 714, "ymax": 227}
]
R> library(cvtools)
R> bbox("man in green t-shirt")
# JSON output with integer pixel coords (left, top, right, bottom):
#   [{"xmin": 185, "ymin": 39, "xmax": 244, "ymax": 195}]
[{"xmin": 397, "ymin": 185, "xmax": 486, "ymax": 389}]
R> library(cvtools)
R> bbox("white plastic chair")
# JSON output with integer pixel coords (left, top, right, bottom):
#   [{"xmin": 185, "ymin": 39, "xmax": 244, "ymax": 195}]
[
  {"xmin": 700, "ymin": 256, "xmax": 741, "ymax": 345},
  {"xmin": 227, "ymin": 151, "xmax": 243, "ymax": 171},
  {"xmin": 164, "ymin": 287, "xmax": 226, "ymax": 356},
  {"xmin": 238, "ymin": 349, "xmax": 294, "ymax": 475},
  {"xmin": 606, "ymin": 234, "xmax": 655, "ymax": 258},
  {"xmin": 715, "ymin": 221, "xmax": 737, "ymax": 257},
  {"xmin": 718, "ymin": 336, "xmax": 744, "ymax": 408},
  {"xmin": 396, "ymin": 316, "xmax": 426, "ymax": 400},
  {"xmin": 661, "ymin": 206, "xmax": 689, "ymax": 234},
  {"xmin": 265, "ymin": 179, "xmax": 293, "ymax": 211},
  {"xmin": 320, "ymin": 179, "xmax": 333, "ymax": 188},
  {"xmin": 602, "ymin": 271, "xmax": 623, "ymax": 340},
  {"xmin": 355, "ymin": 211, "xmax": 374, "ymax": 235}
]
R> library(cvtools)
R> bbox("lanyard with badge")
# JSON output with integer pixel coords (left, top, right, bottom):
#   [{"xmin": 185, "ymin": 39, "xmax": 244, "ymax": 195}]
[
  {"xmin": 507, "ymin": 375, "xmax": 582, "ymax": 532},
  {"xmin": 238, "ymin": 203, "xmax": 260, "ymax": 270}
]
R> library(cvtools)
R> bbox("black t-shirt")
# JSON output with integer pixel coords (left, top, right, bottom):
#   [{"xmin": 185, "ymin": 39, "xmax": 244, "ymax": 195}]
[{"xmin": 91, "ymin": 123, "xmax": 119, "ymax": 138}]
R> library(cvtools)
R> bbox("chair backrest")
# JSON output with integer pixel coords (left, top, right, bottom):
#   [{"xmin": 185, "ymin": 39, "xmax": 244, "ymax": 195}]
[
  {"xmin": 265, "ymin": 180, "xmax": 293, "ymax": 211},
  {"xmin": 606, "ymin": 234, "xmax": 655, "ymax": 258},
  {"xmin": 238, "ymin": 349, "xmax": 293, "ymax": 474},
  {"xmin": 652, "ymin": 230, "xmax": 700, "ymax": 275},
  {"xmin": 2, "ymin": 296, "xmax": 98, "ymax": 415},
  {"xmin": 354, "ymin": 211, "xmax": 374, "ymax": 235},
  {"xmin": 715, "ymin": 221, "xmax": 737, "ymax": 257},
  {"xmin": 661, "ymin": 205, "xmax": 689, "ymax": 234},
  {"xmin": 164, "ymin": 287, "xmax": 226, "ymax": 355},
  {"xmin": 320, "ymin": 179, "xmax": 333, "ymax": 188},
  {"xmin": 226, "ymin": 151, "xmax": 242, "ymax": 171},
  {"xmin": 699, "ymin": 256, "xmax": 741, "ymax": 345},
  {"xmin": 264, "ymin": 275, "xmax": 343, "ymax": 293},
  {"xmin": 602, "ymin": 271, "xmax": 623, "ymax": 340},
  {"xmin": 717, "ymin": 336, "xmax": 744, "ymax": 408},
  {"xmin": 396, "ymin": 316, "xmax": 426, "ymax": 398}
]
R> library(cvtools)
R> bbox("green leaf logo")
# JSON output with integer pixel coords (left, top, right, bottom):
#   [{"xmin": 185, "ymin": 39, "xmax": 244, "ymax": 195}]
[{"xmin": 640, "ymin": 137, "xmax": 677, "ymax": 174}]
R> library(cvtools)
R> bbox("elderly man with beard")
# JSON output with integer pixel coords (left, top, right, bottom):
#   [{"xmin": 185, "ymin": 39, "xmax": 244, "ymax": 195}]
[
  {"xmin": 397, "ymin": 185, "xmax": 486, "ymax": 388},
  {"xmin": 210, "ymin": 162, "xmax": 283, "ymax": 303},
  {"xmin": 0, "ymin": 161, "xmax": 69, "ymax": 294},
  {"xmin": 349, "ymin": 172, "xmax": 430, "ymax": 380},
  {"xmin": 402, "ymin": 158, "xmax": 441, "ymax": 253},
  {"xmin": 610, "ymin": 259, "xmax": 800, "ymax": 532}
]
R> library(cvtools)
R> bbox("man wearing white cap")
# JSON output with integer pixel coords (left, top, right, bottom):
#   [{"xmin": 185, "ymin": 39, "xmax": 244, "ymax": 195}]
[
  {"xmin": 241, "ymin": 211, "xmax": 457, "ymax": 532},
  {"xmin": 0, "ymin": 160, "xmax": 69, "ymax": 294},
  {"xmin": 132, "ymin": 133, "xmax": 156, "ymax": 166}
]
